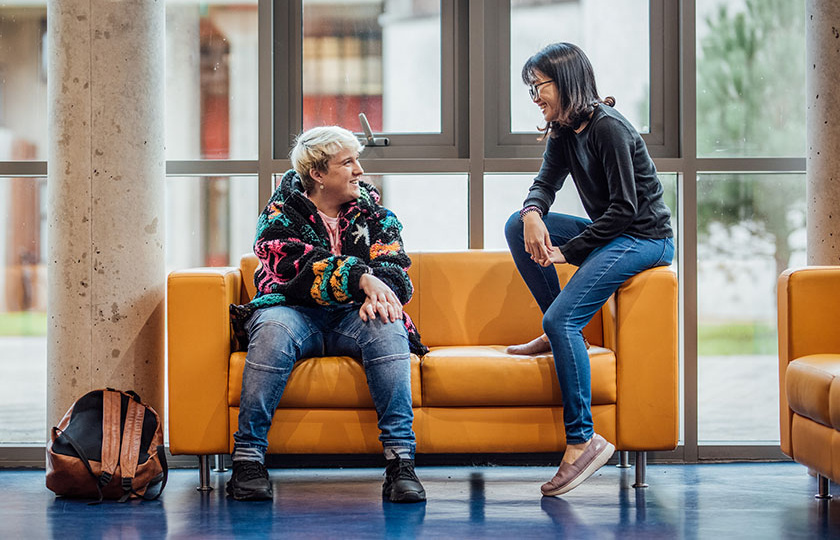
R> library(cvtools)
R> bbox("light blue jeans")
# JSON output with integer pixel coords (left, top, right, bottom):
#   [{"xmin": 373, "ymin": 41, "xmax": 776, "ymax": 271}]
[
  {"xmin": 505, "ymin": 212, "xmax": 674, "ymax": 444},
  {"xmin": 232, "ymin": 304, "xmax": 416, "ymax": 463}
]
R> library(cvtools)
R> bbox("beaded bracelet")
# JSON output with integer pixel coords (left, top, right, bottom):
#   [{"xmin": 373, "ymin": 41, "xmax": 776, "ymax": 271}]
[{"xmin": 519, "ymin": 206, "xmax": 543, "ymax": 222}]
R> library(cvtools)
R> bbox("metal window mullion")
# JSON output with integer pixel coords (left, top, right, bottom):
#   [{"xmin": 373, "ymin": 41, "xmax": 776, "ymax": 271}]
[
  {"xmin": 680, "ymin": 0, "xmax": 699, "ymax": 464},
  {"xmin": 259, "ymin": 0, "xmax": 278, "ymax": 208},
  {"xmin": 269, "ymin": 0, "xmax": 301, "ymax": 200},
  {"xmin": 355, "ymin": 158, "xmax": 470, "ymax": 175},
  {"xmin": 649, "ymin": 0, "xmax": 666, "ymax": 147},
  {"xmin": 695, "ymin": 157, "xmax": 806, "ymax": 173},
  {"xmin": 0, "ymin": 161, "xmax": 47, "ymax": 177},
  {"xmin": 698, "ymin": 445, "xmax": 790, "ymax": 462},
  {"xmin": 468, "ymin": 0, "xmax": 486, "ymax": 249},
  {"xmin": 165, "ymin": 160, "xmax": 258, "ymax": 176}
]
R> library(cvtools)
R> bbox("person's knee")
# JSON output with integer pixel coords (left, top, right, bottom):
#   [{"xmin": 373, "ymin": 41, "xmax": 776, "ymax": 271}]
[
  {"xmin": 246, "ymin": 320, "xmax": 301, "ymax": 371},
  {"xmin": 362, "ymin": 317, "xmax": 408, "ymax": 341},
  {"xmin": 504, "ymin": 211, "xmax": 524, "ymax": 242},
  {"xmin": 542, "ymin": 306, "xmax": 581, "ymax": 340},
  {"xmin": 359, "ymin": 319, "xmax": 410, "ymax": 364}
]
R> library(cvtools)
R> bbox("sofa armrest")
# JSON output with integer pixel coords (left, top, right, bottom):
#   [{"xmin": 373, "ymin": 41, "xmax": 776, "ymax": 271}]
[
  {"xmin": 614, "ymin": 266, "xmax": 679, "ymax": 450},
  {"xmin": 777, "ymin": 266, "xmax": 840, "ymax": 455},
  {"xmin": 167, "ymin": 266, "xmax": 241, "ymax": 455}
]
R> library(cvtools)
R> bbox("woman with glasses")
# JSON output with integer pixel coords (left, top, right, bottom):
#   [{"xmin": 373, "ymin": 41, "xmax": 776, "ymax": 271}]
[{"xmin": 504, "ymin": 43, "xmax": 674, "ymax": 496}]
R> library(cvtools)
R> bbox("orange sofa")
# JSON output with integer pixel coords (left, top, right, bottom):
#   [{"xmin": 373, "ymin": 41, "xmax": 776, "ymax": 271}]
[
  {"xmin": 168, "ymin": 251, "xmax": 679, "ymax": 489},
  {"xmin": 778, "ymin": 267, "xmax": 840, "ymax": 498}
]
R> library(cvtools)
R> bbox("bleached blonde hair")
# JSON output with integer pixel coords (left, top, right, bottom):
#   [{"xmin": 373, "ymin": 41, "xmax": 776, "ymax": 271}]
[{"xmin": 289, "ymin": 126, "xmax": 363, "ymax": 193}]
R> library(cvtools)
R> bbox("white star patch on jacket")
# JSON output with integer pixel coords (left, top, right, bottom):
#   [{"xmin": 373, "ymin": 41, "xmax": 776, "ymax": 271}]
[{"xmin": 351, "ymin": 223, "xmax": 369, "ymax": 245}]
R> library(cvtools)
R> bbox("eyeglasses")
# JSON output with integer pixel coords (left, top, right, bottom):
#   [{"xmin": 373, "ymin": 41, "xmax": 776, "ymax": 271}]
[{"xmin": 528, "ymin": 80, "xmax": 553, "ymax": 100}]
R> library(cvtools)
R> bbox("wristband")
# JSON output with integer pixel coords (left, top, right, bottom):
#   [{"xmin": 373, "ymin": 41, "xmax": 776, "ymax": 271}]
[{"xmin": 519, "ymin": 206, "xmax": 543, "ymax": 222}]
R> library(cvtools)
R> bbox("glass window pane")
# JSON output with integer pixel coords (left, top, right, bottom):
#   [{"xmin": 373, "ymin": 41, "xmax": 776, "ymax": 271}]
[
  {"xmin": 166, "ymin": 2, "xmax": 258, "ymax": 160},
  {"xmin": 267, "ymin": 172, "xmax": 466, "ymax": 251},
  {"xmin": 0, "ymin": 176, "xmax": 47, "ymax": 444},
  {"xmin": 510, "ymin": 0, "xmax": 650, "ymax": 134},
  {"xmin": 166, "ymin": 176, "xmax": 258, "ymax": 271},
  {"xmin": 370, "ymin": 174, "xmax": 467, "ymax": 251},
  {"xmin": 696, "ymin": 0, "xmax": 805, "ymax": 158},
  {"xmin": 483, "ymin": 174, "xmax": 587, "ymax": 251},
  {"xmin": 302, "ymin": 1, "xmax": 441, "ymax": 133},
  {"xmin": 697, "ymin": 173, "xmax": 806, "ymax": 443},
  {"xmin": 483, "ymin": 172, "xmax": 677, "ymax": 254},
  {"xmin": 0, "ymin": 6, "xmax": 48, "ymax": 161}
]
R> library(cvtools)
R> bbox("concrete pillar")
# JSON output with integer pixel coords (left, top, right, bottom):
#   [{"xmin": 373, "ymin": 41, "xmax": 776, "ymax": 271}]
[
  {"xmin": 807, "ymin": 0, "xmax": 840, "ymax": 265},
  {"xmin": 47, "ymin": 0, "xmax": 165, "ymax": 426}
]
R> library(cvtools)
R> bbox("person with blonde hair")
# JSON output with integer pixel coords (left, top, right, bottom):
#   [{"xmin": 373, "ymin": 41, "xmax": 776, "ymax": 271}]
[
  {"xmin": 227, "ymin": 125, "xmax": 426, "ymax": 503},
  {"xmin": 505, "ymin": 43, "xmax": 674, "ymax": 496}
]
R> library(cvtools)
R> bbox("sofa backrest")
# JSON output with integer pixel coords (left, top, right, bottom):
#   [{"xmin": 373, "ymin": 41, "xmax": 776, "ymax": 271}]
[{"xmin": 238, "ymin": 251, "xmax": 605, "ymax": 348}]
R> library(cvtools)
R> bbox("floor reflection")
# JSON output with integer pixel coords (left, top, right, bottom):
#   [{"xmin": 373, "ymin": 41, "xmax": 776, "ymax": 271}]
[{"xmin": 2, "ymin": 463, "xmax": 836, "ymax": 538}]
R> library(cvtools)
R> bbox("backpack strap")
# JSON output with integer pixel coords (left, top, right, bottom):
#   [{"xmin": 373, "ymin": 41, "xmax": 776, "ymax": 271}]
[
  {"xmin": 116, "ymin": 395, "xmax": 145, "ymax": 502},
  {"xmin": 135, "ymin": 445, "xmax": 169, "ymax": 501},
  {"xmin": 99, "ymin": 390, "xmax": 122, "ymax": 491}
]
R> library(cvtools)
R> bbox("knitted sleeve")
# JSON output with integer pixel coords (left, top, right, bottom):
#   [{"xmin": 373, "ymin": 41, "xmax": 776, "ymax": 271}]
[{"xmin": 365, "ymin": 208, "xmax": 414, "ymax": 305}]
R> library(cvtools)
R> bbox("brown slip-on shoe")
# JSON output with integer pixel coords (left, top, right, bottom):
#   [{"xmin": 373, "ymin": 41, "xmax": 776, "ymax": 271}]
[
  {"xmin": 506, "ymin": 335, "xmax": 551, "ymax": 355},
  {"xmin": 540, "ymin": 434, "xmax": 615, "ymax": 497}
]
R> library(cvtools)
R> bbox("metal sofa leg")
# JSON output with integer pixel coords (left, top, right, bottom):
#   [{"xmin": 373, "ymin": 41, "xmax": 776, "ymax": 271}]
[
  {"xmin": 197, "ymin": 455, "xmax": 214, "ymax": 492},
  {"xmin": 213, "ymin": 454, "xmax": 229, "ymax": 472},
  {"xmin": 616, "ymin": 450, "xmax": 631, "ymax": 468},
  {"xmin": 816, "ymin": 474, "xmax": 832, "ymax": 500},
  {"xmin": 633, "ymin": 451, "xmax": 649, "ymax": 488}
]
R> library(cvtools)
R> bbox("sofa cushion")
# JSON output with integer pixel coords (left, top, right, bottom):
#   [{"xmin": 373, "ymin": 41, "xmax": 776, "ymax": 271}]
[
  {"xmin": 229, "ymin": 353, "xmax": 422, "ymax": 408},
  {"xmin": 404, "ymin": 251, "xmax": 604, "ymax": 348},
  {"xmin": 786, "ymin": 354, "xmax": 840, "ymax": 430},
  {"xmin": 420, "ymin": 345, "xmax": 616, "ymax": 407}
]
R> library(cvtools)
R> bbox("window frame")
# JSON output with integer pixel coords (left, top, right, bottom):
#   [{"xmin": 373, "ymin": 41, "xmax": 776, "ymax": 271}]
[
  {"xmin": 272, "ymin": 0, "xmax": 469, "ymax": 161},
  {"xmin": 482, "ymin": 0, "xmax": 679, "ymax": 160}
]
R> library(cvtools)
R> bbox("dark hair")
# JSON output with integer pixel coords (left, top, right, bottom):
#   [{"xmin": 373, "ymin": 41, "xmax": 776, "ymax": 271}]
[{"xmin": 521, "ymin": 42, "xmax": 615, "ymax": 136}]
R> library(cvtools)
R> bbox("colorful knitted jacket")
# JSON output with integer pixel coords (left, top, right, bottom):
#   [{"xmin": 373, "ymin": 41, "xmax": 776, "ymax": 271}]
[{"xmin": 230, "ymin": 169, "xmax": 427, "ymax": 355}]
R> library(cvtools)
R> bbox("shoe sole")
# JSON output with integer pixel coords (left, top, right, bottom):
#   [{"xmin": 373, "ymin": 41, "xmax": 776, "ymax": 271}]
[
  {"xmin": 384, "ymin": 488, "xmax": 427, "ymax": 503},
  {"xmin": 226, "ymin": 483, "xmax": 273, "ymax": 501},
  {"xmin": 541, "ymin": 441, "xmax": 615, "ymax": 497}
]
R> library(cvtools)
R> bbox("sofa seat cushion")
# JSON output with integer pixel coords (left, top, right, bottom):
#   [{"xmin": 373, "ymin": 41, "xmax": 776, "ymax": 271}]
[
  {"xmin": 786, "ymin": 354, "xmax": 840, "ymax": 430},
  {"xmin": 420, "ymin": 345, "xmax": 616, "ymax": 407},
  {"xmin": 229, "ymin": 352, "xmax": 422, "ymax": 408}
]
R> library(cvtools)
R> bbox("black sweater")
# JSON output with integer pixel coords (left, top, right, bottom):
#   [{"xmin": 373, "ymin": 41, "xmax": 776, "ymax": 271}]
[{"xmin": 522, "ymin": 105, "xmax": 673, "ymax": 266}]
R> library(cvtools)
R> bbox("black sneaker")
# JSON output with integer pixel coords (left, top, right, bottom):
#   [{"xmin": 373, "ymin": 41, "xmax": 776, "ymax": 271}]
[
  {"xmin": 226, "ymin": 460, "xmax": 273, "ymax": 501},
  {"xmin": 382, "ymin": 457, "xmax": 426, "ymax": 503}
]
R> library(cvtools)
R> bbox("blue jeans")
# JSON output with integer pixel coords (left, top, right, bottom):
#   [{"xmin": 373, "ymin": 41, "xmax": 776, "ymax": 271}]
[
  {"xmin": 232, "ymin": 304, "xmax": 416, "ymax": 463},
  {"xmin": 505, "ymin": 211, "xmax": 674, "ymax": 444}
]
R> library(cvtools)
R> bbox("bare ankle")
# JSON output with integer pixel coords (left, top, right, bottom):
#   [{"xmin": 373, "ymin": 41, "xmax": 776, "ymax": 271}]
[{"xmin": 562, "ymin": 441, "xmax": 589, "ymax": 463}]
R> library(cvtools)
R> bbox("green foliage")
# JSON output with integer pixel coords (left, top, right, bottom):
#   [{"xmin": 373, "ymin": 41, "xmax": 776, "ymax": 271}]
[
  {"xmin": 698, "ymin": 321, "xmax": 778, "ymax": 356},
  {"xmin": 697, "ymin": 0, "xmax": 806, "ymax": 157},
  {"xmin": 0, "ymin": 312, "xmax": 47, "ymax": 336},
  {"xmin": 697, "ymin": 174, "xmax": 804, "ymax": 277},
  {"xmin": 696, "ymin": 0, "xmax": 806, "ymax": 277}
]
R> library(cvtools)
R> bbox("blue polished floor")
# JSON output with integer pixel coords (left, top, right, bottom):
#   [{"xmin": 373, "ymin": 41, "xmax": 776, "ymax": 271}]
[{"xmin": 1, "ymin": 462, "xmax": 839, "ymax": 539}]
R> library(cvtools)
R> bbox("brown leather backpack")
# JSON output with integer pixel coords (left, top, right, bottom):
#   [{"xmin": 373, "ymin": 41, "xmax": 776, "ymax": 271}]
[{"xmin": 46, "ymin": 388, "xmax": 168, "ymax": 502}]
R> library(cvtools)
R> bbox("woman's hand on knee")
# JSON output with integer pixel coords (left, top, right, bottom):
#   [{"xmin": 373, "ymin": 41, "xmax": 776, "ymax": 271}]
[{"xmin": 523, "ymin": 214, "xmax": 553, "ymax": 265}]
